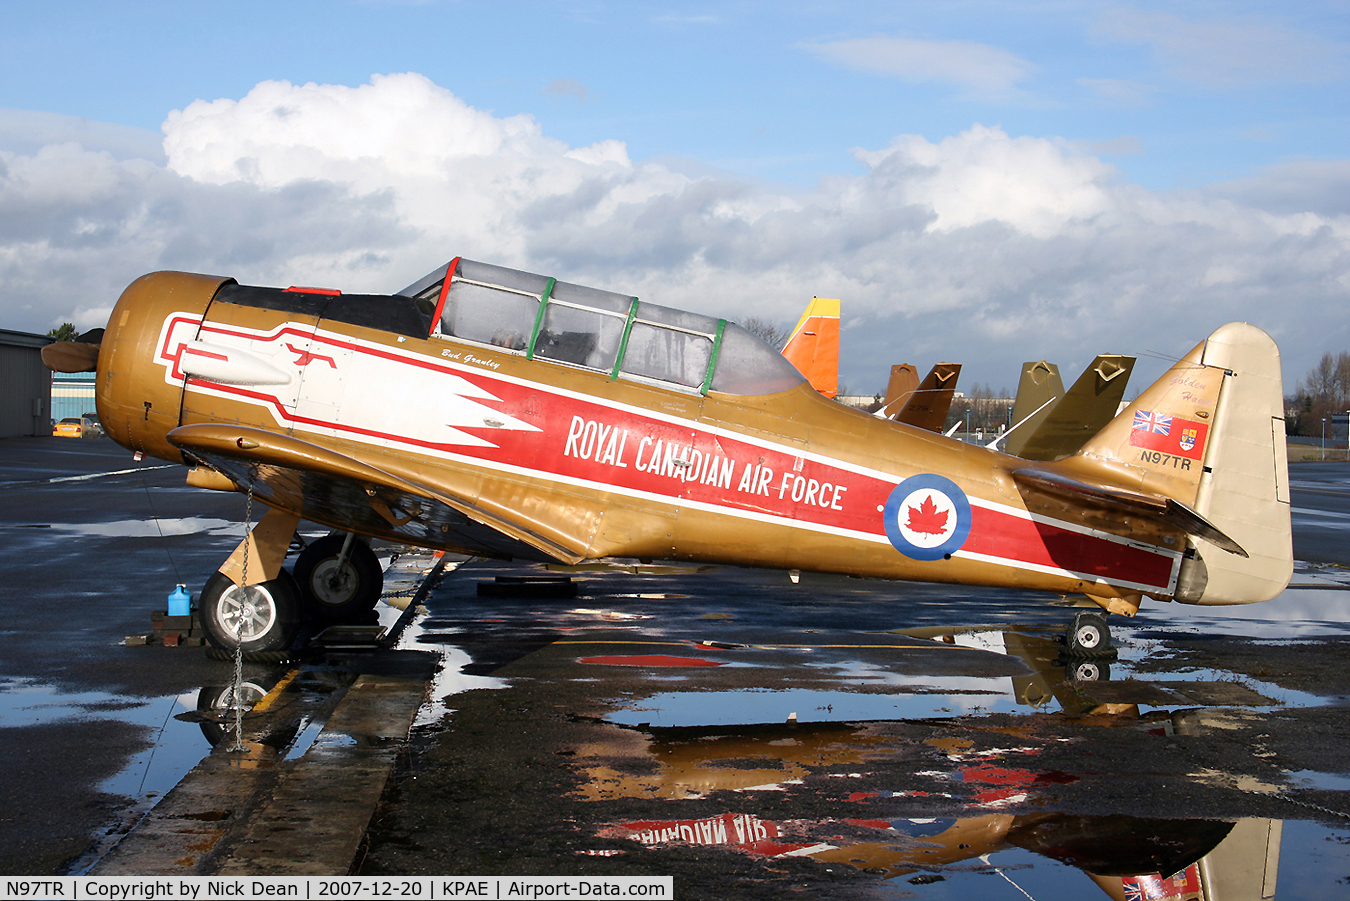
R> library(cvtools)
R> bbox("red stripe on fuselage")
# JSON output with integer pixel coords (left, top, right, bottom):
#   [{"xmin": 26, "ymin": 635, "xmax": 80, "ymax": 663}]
[{"xmin": 965, "ymin": 505, "xmax": 1175, "ymax": 589}]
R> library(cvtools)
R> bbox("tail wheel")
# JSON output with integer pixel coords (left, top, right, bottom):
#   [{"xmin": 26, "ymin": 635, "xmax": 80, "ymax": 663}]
[
  {"xmin": 293, "ymin": 534, "xmax": 384, "ymax": 622},
  {"xmin": 1066, "ymin": 611, "xmax": 1112, "ymax": 658},
  {"xmin": 198, "ymin": 570, "xmax": 301, "ymax": 652}
]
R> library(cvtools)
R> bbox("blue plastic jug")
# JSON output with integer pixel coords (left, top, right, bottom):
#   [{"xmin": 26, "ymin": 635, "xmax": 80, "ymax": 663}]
[{"xmin": 168, "ymin": 584, "xmax": 191, "ymax": 616}]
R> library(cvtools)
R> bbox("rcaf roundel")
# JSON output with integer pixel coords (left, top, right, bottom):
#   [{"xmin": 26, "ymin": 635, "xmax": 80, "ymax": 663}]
[{"xmin": 883, "ymin": 474, "xmax": 972, "ymax": 561}]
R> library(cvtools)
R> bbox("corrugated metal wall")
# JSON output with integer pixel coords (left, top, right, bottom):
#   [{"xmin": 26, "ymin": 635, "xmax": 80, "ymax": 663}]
[{"xmin": 0, "ymin": 334, "xmax": 53, "ymax": 438}]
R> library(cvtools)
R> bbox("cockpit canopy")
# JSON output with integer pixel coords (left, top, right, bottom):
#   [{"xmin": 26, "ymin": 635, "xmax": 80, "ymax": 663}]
[{"xmin": 399, "ymin": 258, "xmax": 805, "ymax": 396}]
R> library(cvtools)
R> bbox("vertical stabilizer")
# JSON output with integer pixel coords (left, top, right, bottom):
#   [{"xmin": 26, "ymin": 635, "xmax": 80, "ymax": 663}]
[
  {"xmin": 894, "ymin": 363, "xmax": 962, "ymax": 431},
  {"xmin": 1003, "ymin": 360, "xmax": 1063, "ymax": 457},
  {"xmin": 1180, "ymin": 324, "xmax": 1292, "ymax": 605},
  {"xmin": 1014, "ymin": 355, "xmax": 1135, "ymax": 461},
  {"xmin": 1071, "ymin": 323, "xmax": 1290, "ymax": 605},
  {"xmin": 782, "ymin": 298, "xmax": 840, "ymax": 398},
  {"xmin": 878, "ymin": 363, "xmax": 920, "ymax": 418}
]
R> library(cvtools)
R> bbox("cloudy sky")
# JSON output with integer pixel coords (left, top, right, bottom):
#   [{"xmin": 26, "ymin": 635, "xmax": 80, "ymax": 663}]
[{"xmin": 1, "ymin": 1, "xmax": 1346, "ymax": 397}]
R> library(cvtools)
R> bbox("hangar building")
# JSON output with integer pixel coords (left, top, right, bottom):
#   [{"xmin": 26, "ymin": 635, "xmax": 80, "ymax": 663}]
[{"xmin": 0, "ymin": 329, "xmax": 52, "ymax": 438}]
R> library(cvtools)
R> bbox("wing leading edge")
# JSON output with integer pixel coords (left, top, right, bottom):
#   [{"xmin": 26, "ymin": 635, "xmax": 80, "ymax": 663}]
[{"xmin": 167, "ymin": 424, "xmax": 587, "ymax": 564}]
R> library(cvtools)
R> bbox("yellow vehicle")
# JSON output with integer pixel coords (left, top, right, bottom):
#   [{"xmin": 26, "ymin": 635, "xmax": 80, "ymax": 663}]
[{"xmin": 52, "ymin": 417, "xmax": 87, "ymax": 438}]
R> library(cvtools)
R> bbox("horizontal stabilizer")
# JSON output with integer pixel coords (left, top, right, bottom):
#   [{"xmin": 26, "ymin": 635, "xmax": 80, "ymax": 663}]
[{"xmin": 1012, "ymin": 467, "xmax": 1247, "ymax": 557}]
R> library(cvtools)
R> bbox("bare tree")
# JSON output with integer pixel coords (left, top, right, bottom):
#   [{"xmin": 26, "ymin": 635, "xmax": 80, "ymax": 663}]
[
  {"xmin": 1290, "ymin": 351, "xmax": 1350, "ymax": 436},
  {"xmin": 736, "ymin": 316, "xmax": 789, "ymax": 351}
]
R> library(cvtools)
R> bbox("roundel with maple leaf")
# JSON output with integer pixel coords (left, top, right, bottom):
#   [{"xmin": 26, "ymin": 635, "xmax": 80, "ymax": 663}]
[{"xmin": 883, "ymin": 474, "xmax": 973, "ymax": 561}]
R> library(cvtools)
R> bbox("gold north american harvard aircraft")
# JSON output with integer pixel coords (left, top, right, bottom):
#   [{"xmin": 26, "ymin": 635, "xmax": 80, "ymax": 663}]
[{"xmin": 47, "ymin": 258, "xmax": 1293, "ymax": 655}]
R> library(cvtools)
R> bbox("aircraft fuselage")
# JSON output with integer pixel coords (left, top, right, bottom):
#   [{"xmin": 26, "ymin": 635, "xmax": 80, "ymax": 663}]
[{"xmin": 96, "ymin": 270, "xmax": 1183, "ymax": 607}]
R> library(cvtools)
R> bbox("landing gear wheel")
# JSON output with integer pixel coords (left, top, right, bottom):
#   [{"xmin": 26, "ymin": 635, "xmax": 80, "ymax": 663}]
[
  {"xmin": 199, "ymin": 570, "xmax": 301, "ymax": 652},
  {"xmin": 293, "ymin": 534, "xmax": 383, "ymax": 623},
  {"xmin": 1066, "ymin": 611, "xmax": 1112, "ymax": 658}
]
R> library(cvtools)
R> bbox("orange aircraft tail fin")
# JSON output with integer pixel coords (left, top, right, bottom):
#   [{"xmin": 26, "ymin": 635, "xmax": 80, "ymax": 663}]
[{"xmin": 781, "ymin": 298, "xmax": 840, "ymax": 398}]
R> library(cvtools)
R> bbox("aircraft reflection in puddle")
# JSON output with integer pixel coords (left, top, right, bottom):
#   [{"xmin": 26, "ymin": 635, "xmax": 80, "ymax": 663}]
[
  {"xmin": 585, "ymin": 719, "xmax": 1282, "ymax": 898},
  {"xmin": 581, "ymin": 625, "xmax": 1292, "ymax": 898},
  {"xmin": 602, "ymin": 625, "xmax": 1116, "ymax": 727},
  {"xmin": 604, "ymin": 809, "xmax": 1277, "ymax": 899},
  {"xmin": 900, "ymin": 624, "xmax": 1113, "ymax": 710},
  {"xmin": 0, "ymin": 676, "xmax": 210, "ymax": 801}
]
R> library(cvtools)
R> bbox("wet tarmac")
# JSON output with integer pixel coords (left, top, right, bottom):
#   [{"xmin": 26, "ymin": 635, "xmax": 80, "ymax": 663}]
[
  {"xmin": 356, "ymin": 559, "xmax": 1350, "ymax": 898},
  {"xmin": 2, "ymin": 437, "xmax": 1350, "ymax": 898}
]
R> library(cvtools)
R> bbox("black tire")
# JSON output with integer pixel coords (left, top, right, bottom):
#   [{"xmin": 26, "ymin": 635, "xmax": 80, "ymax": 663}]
[
  {"xmin": 293, "ymin": 534, "xmax": 384, "ymax": 622},
  {"xmin": 1066, "ymin": 611, "xmax": 1112, "ymax": 658},
  {"xmin": 198, "ymin": 570, "xmax": 301, "ymax": 652}
]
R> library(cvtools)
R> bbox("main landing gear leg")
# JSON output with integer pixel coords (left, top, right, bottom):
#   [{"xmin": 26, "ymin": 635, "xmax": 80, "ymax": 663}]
[{"xmin": 199, "ymin": 508, "xmax": 303, "ymax": 653}]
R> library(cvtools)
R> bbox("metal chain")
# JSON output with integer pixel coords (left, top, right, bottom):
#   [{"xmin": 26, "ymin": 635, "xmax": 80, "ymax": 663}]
[
  {"xmin": 226, "ymin": 482, "xmax": 255, "ymax": 753},
  {"xmin": 1235, "ymin": 784, "xmax": 1350, "ymax": 820}
]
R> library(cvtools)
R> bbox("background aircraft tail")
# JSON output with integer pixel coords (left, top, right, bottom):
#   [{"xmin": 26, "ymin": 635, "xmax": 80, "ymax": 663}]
[
  {"xmin": 782, "ymin": 298, "xmax": 840, "ymax": 398},
  {"xmin": 878, "ymin": 363, "xmax": 920, "ymax": 417},
  {"xmin": 1012, "ymin": 355, "xmax": 1134, "ymax": 461},
  {"xmin": 1070, "ymin": 323, "xmax": 1291, "ymax": 605},
  {"xmin": 892, "ymin": 363, "xmax": 961, "ymax": 431},
  {"xmin": 1003, "ymin": 360, "xmax": 1063, "ymax": 456}
]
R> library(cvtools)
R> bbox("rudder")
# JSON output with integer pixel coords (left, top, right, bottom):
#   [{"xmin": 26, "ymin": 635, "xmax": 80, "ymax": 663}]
[{"xmin": 1177, "ymin": 323, "xmax": 1292, "ymax": 605}]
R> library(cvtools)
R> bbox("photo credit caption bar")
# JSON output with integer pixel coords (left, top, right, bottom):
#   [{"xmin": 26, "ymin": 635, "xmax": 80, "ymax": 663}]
[{"xmin": 0, "ymin": 877, "xmax": 674, "ymax": 900}]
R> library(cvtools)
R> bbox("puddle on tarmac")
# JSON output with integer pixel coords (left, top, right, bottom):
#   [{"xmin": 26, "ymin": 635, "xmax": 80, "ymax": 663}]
[
  {"xmin": 1288, "ymin": 770, "xmax": 1350, "ymax": 792},
  {"xmin": 0, "ymin": 677, "xmax": 209, "ymax": 800},
  {"xmin": 581, "ymin": 603, "xmax": 1350, "ymax": 894},
  {"xmin": 609, "ymin": 683, "xmax": 1018, "ymax": 727},
  {"xmin": 598, "ymin": 612, "xmax": 1337, "ymax": 729},
  {"xmin": 596, "ymin": 779, "xmax": 1350, "ymax": 897},
  {"xmin": 43, "ymin": 518, "xmax": 243, "ymax": 539},
  {"xmin": 1129, "ymin": 563, "xmax": 1350, "ymax": 639},
  {"xmin": 390, "ymin": 554, "xmax": 511, "ymax": 730}
]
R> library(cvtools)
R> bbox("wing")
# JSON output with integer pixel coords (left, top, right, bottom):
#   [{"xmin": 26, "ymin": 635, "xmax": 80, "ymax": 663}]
[{"xmin": 168, "ymin": 424, "xmax": 587, "ymax": 564}]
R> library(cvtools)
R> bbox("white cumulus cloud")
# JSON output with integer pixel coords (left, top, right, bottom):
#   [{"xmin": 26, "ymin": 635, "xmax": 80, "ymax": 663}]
[{"xmin": 1, "ymin": 72, "xmax": 1347, "ymax": 397}]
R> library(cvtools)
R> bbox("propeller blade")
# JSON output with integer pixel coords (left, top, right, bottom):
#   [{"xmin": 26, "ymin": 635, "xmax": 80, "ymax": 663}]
[{"xmin": 42, "ymin": 340, "xmax": 100, "ymax": 373}]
